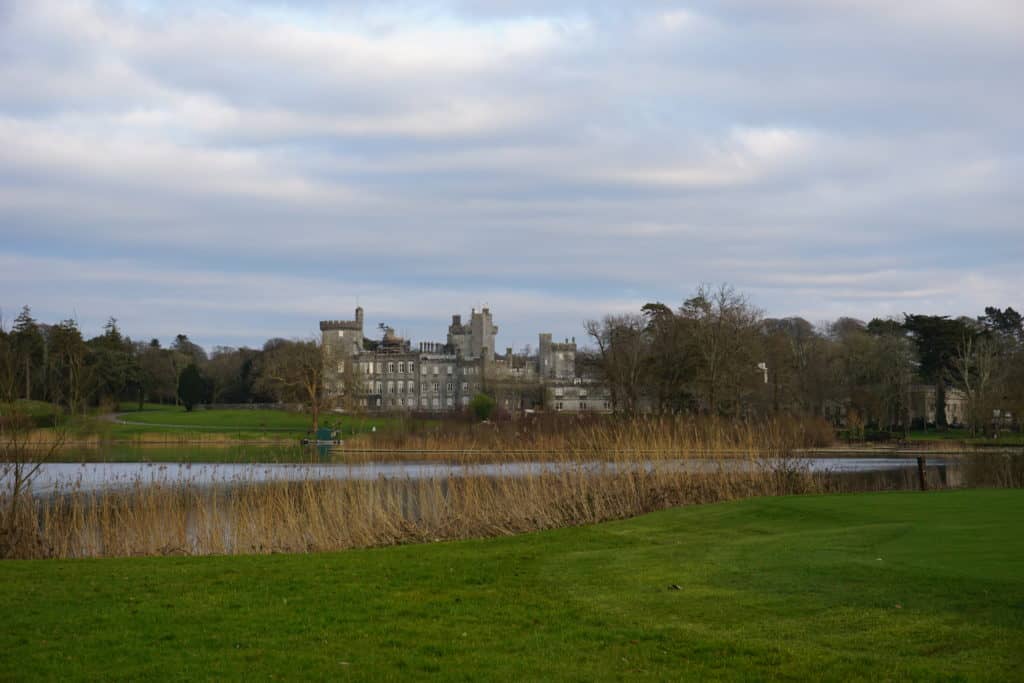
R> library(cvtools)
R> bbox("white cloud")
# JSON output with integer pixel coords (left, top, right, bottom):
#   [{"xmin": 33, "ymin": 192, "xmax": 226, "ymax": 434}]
[{"xmin": 0, "ymin": 0, "xmax": 1020, "ymax": 345}]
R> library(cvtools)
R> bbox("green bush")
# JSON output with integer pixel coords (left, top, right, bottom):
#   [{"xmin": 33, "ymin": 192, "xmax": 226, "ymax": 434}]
[{"xmin": 469, "ymin": 393, "xmax": 496, "ymax": 422}]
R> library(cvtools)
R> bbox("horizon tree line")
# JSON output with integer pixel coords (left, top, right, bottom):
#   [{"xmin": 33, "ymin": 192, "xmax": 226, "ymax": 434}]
[
  {"xmin": 584, "ymin": 284, "xmax": 1024, "ymax": 435},
  {"xmin": 2, "ymin": 290, "xmax": 1022, "ymax": 435}
]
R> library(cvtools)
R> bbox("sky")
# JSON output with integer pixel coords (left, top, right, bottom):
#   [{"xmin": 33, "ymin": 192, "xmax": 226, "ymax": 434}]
[{"xmin": 1, "ymin": 0, "xmax": 1021, "ymax": 351}]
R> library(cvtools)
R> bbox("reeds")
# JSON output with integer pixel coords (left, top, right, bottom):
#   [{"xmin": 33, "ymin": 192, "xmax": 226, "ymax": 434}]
[
  {"xmin": 341, "ymin": 414, "xmax": 836, "ymax": 462},
  {"xmin": 1, "ymin": 415, "xmax": 1013, "ymax": 560}
]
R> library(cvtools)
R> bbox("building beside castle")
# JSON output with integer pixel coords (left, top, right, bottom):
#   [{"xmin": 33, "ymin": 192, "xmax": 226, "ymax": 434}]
[{"xmin": 320, "ymin": 307, "xmax": 610, "ymax": 414}]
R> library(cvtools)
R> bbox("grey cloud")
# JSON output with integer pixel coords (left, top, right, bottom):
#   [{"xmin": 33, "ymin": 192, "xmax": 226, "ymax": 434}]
[{"xmin": 0, "ymin": 0, "xmax": 1020, "ymax": 347}]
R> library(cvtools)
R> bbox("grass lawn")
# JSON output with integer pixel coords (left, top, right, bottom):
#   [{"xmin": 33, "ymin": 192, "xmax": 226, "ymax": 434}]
[
  {"xmin": 1, "ymin": 489, "xmax": 1022, "ymax": 680},
  {"xmin": 60, "ymin": 407, "xmax": 405, "ymax": 444},
  {"xmin": 907, "ymin": 429, "xmax": 1024, "ymax": 447}
]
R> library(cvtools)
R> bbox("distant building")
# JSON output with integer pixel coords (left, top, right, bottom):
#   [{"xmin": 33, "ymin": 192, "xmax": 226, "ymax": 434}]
[{"xmin": 321, "ymin": 307, "xmax": 610, "ymax": 414}]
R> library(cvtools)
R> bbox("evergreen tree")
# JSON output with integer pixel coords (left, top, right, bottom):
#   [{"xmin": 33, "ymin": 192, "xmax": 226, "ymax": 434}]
[
  {"xmin": 11, "ymin": 306, "xmax": 44, "ymax": 400},
  {"xmin": 177, "ymin": 364, "xmax": 209, "ymax": 412}
]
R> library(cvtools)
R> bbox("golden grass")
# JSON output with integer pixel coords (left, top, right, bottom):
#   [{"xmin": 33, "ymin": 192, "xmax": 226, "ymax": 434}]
[
  {"xmin": 340, "ymin": 414, "xmax": 836, "ymax": 462},
  {"xmin": 7, "ymin": 456, "xmax": 831, "ymax": 559},
  {"xmin": 2, "ymin": 415, "xmax": 933, "ymax": 560}
]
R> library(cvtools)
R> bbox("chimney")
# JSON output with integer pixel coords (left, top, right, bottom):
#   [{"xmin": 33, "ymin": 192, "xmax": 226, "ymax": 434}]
[{"xmin": 355, "ymin": 307, "xmax": 364, "ymax": 327}]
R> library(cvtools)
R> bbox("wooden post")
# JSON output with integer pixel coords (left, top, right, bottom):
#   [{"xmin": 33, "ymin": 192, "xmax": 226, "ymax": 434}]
[{"xmin": 916, "ymin": 456, "xmax": 928, "ymax": 491}]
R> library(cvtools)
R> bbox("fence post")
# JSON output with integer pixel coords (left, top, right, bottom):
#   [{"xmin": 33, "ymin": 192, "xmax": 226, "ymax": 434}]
[{"xmin": 916, "ymin": 456, "xmax": 928, "ymax": 491}]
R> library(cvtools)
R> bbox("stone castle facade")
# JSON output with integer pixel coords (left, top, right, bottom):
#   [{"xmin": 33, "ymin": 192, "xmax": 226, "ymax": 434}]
[{"xmin": 321, "ymin": 307, "xmax": 610, "ymax": 414}]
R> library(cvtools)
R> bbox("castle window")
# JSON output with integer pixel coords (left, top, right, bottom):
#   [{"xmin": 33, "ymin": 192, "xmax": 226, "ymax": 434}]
[
  {"xmin": 432, "ymin": 397, "xmax": 439, "ymax": 409},
  {"xmin": 421, "ymin": 364, "xmax": 427, "ymax": 375},
  {"xmin": 387, "ymin": 381, "xmax": 395, "ymax": 394},
  {"xmin": 446, "ymin": 382, "xmax": 454, "ymax": 393},
  {"xmin": 556, "ymin": 402, "xmax": 563, "ymax": 411},
  {"xmin": 432, "ymin": 382, "xmax": 439, "ymax": 393},
  {"xmin": 462, "ymin": 382, "xmax": 468, "ymax": 392},
  {"xmin": 408, "ymin": 361, "xmax": 415, "ymax": 374},
  {"xmin": 397, "ymin": 380, "xmax": 404, "ymax": 393},
  {"xmin": 387, "ymin": 362, "xmax": 395, "ymax": 373},
  {"xmin": 432, "ymin": 366, "xmax": 439, "ymax": 376},
  {"xmin": 337, "ymin": 361, "xmax": 345, "ymax": 373},
  {"xmin": 408, "ymin": 383, "xmax": 415, "ymax": 394},
  {"xmin": 446, "ymin": 397, "xmax": 453, "ymax": 407},
  {"xmin": 447, "ymin": 365, "xmax": 453, "ymax": 375},
  {"xmin": 338, "ymin": 331, "xmax": 345, "ymax": 338},
  {"xmin": 374, "ymin": 382, "xmax": 382, "ymax": 394},
  {"xmin": 398, "ymin": 362, "xmax": 405, "ymax": 373}
]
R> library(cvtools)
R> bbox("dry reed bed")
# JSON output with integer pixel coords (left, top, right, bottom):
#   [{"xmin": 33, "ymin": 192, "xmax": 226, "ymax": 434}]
[
  {"xmin": 3, "ymin": 452, "xmax": 902, "ymax": 560},
  {"xmin": 5, "ymin": 416, "xmax": 1018, "ymax": 561},
  {"xmin": 341, "ymin": 415, "xmax": 834, "ymax": 462}
]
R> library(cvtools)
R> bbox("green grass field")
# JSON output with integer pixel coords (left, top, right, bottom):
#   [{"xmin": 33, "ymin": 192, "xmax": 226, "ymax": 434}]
[
  {"xmin": 1, "ymin": 489, "xmax": 1021, "ymax": 680},
  {"xmin": 118, "ymin": 406, "xmax": 390, "ymax": 433},
  {"xmin": 60, "ymin": 406, "xmax": 406, "ymax": 444}
]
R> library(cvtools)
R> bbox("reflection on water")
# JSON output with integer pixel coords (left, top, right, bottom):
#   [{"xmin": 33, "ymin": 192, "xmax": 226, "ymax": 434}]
[
  {"xmin": 50, "ymin": 444, "xmax": 312, "ymax": 464},
  {"xmin": 16, "ymin": 457, "xmax": 961, "ymax": 494}
]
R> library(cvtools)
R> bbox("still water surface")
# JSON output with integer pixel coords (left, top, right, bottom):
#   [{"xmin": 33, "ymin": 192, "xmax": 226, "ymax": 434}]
[{"xmin": 21, "ymin": 457, "xmax": 954, "ymax": 494}]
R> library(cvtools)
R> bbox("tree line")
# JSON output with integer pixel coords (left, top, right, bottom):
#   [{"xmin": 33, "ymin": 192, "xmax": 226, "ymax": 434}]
[
  {"xmin": 0, "ymin": 306, "xmax": 323, "ymax": 416},
  {"xmin": 584, "ymin": 284, "xmax": 1024, "ymax": 434},
  {"xmin": 4, "ymin": 289, "xmax": 1023, "ymax": 435}
]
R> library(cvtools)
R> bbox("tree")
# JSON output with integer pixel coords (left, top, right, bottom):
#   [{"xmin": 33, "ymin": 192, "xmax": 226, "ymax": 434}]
[
  {"xmin": 172, "ymin": 334, "xmax": 208, "ymax": 366},
  {"xmin": 830, "ymin": 318, "xmax": 916, "ymax": 432},
  {"xmin": 177, "ymin": 364, "xmax": 209, "ymax": 412},
  {"xmin": 950, "ymin": 333, "xmax": 1002, "ymax": 436},
  {"xmin": 1, "ymin": 403, "xmax": 65, "ymax": 557},
  {"xmin": 86, "ymin": 317, "xmax": 139, "ymax": 410},
  {"xmin": 470, "ymin": 393, "xmax": 496, "ymax": 421},
  {"xmin": 257, "ymin": 339, "xmax": 334, "ymax": 432},
  {"xmin": 11, "ymin": 306, "xmax": 44, "ymax": 400},
  {"xmin": 902, "ymin": 314, "xmax": 971, "ymax": 428},
  {"xmin": 46, "ymin": 319, "xmax": 88, "ymax": 413},
  {"xmin": 978, "ymin": 306, "xmax": 1024, "ymax": 345},
  {"xmin": 680, "ymin": 284, "xmax": 763, "ymax": 415},
  {"xmin": 138, "ymin": 339, "xmax": 178, "ymax": 406},
  {"xmin": 641, "ymin": 302, "xmax": 695, "ymax": 413},
  {"xmin": 0, "ymin": 326, "xmax": 16, "ymax": 404},
  {"xmin": 584, "ymin": 314, "xmax": 648, "ymax": 414}
]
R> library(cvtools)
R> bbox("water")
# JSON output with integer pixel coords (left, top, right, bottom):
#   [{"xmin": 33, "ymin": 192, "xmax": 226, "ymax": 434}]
[{"xmin": 12, "ymin": 457, "xmax": 957, "ymax": 495}]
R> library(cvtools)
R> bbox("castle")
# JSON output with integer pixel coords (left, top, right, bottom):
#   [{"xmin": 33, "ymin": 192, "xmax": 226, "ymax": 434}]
[{"xmin": 320, "ymin": 307, "xmax": 610, "ymax": 414}]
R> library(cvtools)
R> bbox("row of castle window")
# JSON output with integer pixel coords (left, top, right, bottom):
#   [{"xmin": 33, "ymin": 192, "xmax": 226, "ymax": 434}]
[
  {"xmin": 380, "ymin": 397, "xmax": 458, "ymax": 408},
  {"xmin": 371, "ymin": 381, "xmax": 478, "ymax": 395},
  {"xmin": 352, "ymin": 360, "xmax": 483, "ymax": 378}
]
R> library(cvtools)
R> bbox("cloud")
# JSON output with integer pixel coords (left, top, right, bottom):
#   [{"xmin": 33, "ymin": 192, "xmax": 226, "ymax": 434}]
[{"xmin": 0, "ymin": 0, "xmax": 1020, "ymax": 349}]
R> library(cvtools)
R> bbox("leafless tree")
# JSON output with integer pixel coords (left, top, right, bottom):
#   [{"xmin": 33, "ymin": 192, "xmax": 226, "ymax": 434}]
[
  {"xmin": 951, "ymin": 334, "xmax": 1001, "ymax": 436},
  {"xmin": 584, "ymin": 314, "xmax": 649, "ymax": 414},
  {"xmin": 681, "ymin": 284, "xmax": 764, "ymax": 415},
  {"xmin": 257, "ymin": 339, "xmax": 335, "ymax": 432},
  {"xmin": 1, "ymin": 403, "xmax": 65, "ymax": 557}
]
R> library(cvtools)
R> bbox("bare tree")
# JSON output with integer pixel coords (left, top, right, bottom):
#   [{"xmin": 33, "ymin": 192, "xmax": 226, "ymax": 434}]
[
  {"xmin": 1, "ymin": 403, "xmax": 65, "ymax": 557},
  {"xmin": 257, "ymin": 339, "xmax": 335, "ymax": 432},
  {"xmin": 584, "ymin": 314, "xmax": 648, "ymax": 414},
  {"xmin": 951, "ymin": 334, "xmax": 1001, "ymax": 436},
  {"xmin": 681, "ymin": 284, "xmax": 764, "ymax": 415}
]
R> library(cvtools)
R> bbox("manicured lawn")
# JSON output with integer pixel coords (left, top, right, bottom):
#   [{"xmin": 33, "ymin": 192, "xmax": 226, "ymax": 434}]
[
  {"xmin": 1, "ymin": 489, "xmax": 1022, "ymax": 680},
  {"xmin": 62, "ymin": 407, "xmax": 404, "ymax": 443}
]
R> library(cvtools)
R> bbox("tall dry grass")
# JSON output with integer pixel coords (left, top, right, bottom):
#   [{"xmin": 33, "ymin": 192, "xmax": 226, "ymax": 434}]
[
  {"xmin": 0, "ymin": 416, "xmax": 947, "ymax": 560},
  {"xmin": 7, "ymin": 455, "xmax": 824, "ymax": 559},
  {"xmin": 342, "ymin": 414, "xmax": 836, "ymax": 462}
]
